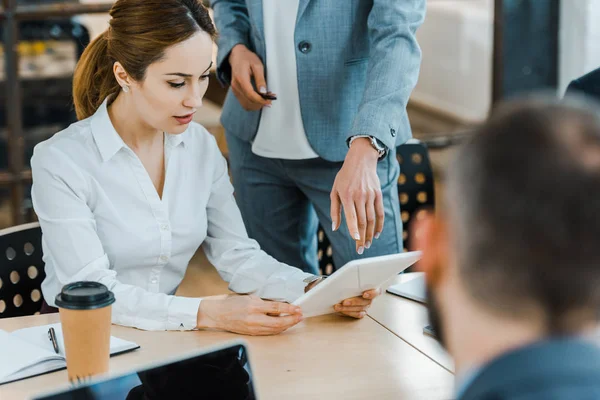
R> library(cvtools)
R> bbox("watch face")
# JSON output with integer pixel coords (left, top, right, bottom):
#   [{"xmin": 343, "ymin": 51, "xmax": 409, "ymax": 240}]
[{"xmin": 371, "ymin": 138, "xmax": 385, "ymax": 152}]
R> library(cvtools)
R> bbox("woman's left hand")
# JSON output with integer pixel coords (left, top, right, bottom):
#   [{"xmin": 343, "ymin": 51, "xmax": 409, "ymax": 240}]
[{"xmin": 334, "ymin": 288, "xmax": 381, "ymax": 319}]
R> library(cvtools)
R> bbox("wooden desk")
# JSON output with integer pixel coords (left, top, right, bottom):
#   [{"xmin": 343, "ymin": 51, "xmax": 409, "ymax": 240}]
[
  {"xmin": 0, "ymin": 312, "xmax": 454, "ymax": 400},
  {"xmin": 369, "ymin": 273, "xmax": 455, "ymax": 372}
]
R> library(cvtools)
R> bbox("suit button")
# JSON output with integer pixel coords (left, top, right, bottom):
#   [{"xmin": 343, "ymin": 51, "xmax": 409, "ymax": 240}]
[
  {"xmin": 298, "ymin": 41, "xmax": 312, "ymax": 54},
  {"xmin": 390, "ymin": 128, "xmax": 396, "ymax": 137}
]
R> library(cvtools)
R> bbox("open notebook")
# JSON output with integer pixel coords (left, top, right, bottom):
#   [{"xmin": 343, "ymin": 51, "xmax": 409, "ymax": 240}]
[{"xmin": 0, "ymin": 323, "xmax": 139, "ymax": 385}]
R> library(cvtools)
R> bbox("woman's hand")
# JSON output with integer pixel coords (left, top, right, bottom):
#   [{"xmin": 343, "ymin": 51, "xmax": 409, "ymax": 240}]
[
  {"xmin": 334, "ymin": 288, "xmax": 381, "ymax": 318},
  {"xmin": 196, "ymin": 294, "xmax": 303, "ymax": 336},
  {"xmin": 305, "ymin": 280, "xmax": 382, "ymax": 319}
]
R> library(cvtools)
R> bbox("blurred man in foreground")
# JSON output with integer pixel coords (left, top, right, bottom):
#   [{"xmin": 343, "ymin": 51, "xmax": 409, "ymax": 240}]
[{"xmin": 416, "ymin": 98, "xmax": 600, "ymax": 399}]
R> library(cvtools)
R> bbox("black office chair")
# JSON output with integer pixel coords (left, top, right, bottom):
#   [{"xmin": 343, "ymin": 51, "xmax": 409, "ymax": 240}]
[
  {"xmin": 0, "ymin": 222, "xmax": 46, "ymax": 318},
  {"xmin": 317, "ymin": 140, "xmax": 435, "ymax": 275}
]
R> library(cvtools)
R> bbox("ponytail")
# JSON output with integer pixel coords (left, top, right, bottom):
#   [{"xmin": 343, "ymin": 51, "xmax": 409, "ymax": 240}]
[{"xmin": 72, "ymin": 31, "xmax": 120, "ymax": 120}]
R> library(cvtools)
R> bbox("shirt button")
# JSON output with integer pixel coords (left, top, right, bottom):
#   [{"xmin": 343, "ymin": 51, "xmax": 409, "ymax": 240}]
[
  {"xmin": 160, "ymin": 255, "xmax": 168, "ymax": 262},
  {"xmin": 151, "ymin": 278, "xmax": 158, "ymax": 284},
  {"xmin": 298, "ymin": 41, "xmax": 312, "ymax": 54},
  {"xmin": 160, "ymin": 224, "xmax": 169, "ymax": 231}
]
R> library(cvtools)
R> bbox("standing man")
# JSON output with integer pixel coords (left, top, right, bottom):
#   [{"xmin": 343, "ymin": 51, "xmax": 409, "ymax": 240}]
[{"xmin": 210, "ymin": 0, "xmax": 425, "ymax": 274}]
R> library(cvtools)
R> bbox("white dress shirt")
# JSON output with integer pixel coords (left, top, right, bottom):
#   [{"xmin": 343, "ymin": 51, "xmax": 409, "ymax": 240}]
[
  {"xmin": 251, "ymin": 0, "xmax": 319, "ymax": 160},
  {"xmin": 31, "ymin": 98, "xmax": 313, "ymax": 331}
]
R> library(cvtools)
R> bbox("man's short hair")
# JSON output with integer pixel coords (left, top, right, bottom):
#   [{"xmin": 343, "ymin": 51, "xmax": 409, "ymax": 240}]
[{"xmin": 447, "ymin": 97, "xmax": 600, "ymax": 333}]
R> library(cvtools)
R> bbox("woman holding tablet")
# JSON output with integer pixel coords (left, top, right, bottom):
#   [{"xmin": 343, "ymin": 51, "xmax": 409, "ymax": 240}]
[{"xmin": 31, "ymin": 0, "xmax": 378, "ymax": 335}]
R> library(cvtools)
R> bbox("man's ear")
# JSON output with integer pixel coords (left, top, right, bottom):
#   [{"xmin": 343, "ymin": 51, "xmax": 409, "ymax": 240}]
[{"xmin": 412, "ymin": 211, "xmax": 450, "ymax": 288}]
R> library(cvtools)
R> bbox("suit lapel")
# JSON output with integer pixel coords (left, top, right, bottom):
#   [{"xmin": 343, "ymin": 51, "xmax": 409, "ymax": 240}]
[
  {"xmin": 296, "ymin": 0, "xmax": 310, "ymax": 23},
  {"xmin": 248, "ymin": 0, "xmax": 264, "ymax": 41}
]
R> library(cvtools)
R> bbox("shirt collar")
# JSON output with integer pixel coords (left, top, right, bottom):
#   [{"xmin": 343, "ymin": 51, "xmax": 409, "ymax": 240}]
[
  {"xmin": 90, "ymin": 98, "xmax": 128, "ymax": 162},
  {"xmin": 165, "ymin": 130, "xmax": 188, "ymax": 148},
  {"xmin": 91, "ymin": 97, "xmax": 188, "ymax": 162}
]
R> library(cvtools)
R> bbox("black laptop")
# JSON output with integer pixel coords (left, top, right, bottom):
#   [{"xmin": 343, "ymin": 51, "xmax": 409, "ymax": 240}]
[{"xmin": 34, "ymin": 341, "xmax": 257, "ymax": 400}]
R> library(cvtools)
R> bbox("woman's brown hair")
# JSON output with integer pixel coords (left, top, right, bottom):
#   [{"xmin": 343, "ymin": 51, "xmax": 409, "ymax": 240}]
[{"xmin": 72, "ymin": 0, "xmax": 216, "ymax": 120}]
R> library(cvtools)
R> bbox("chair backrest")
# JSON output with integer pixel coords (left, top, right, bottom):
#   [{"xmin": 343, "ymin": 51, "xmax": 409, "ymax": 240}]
[
  {"xmin": 317, "ymin": 141, "xmax": 435, "ymax": 275},
  {"xmin": 0, "ymin": 222, "xmax": 46, "ymax": 318},
  {"xmin": 396, "ymin": 140, "xmax": 436, "ymax": 251}
]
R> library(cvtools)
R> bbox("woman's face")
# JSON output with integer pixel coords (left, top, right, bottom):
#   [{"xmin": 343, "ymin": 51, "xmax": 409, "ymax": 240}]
[{"xmin": 128, "ymin": 30, "xmax": 213, "ymax": 134}]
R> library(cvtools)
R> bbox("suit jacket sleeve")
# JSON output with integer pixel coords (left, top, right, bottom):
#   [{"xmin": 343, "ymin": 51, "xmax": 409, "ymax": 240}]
[
  {"xmin": 348, "ymin": 0, "xmax": 426, "ymax": 152},
  {"xmin": 210, "ymin": 0, "xmax": 253, "ymax": 86},
  {"xmin": 565, "ymin": 78, "xmax": 583, "ymax": 97}
]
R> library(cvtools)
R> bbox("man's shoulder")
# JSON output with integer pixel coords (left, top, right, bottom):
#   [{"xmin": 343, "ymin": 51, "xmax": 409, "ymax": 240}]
[{"xmin": 460, "ymin": 339, "xmax": 600, "ymax": 400}]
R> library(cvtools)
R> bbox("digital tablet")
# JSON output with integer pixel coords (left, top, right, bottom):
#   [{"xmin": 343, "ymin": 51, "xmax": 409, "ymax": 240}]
[{"xmin": 293, "ymin": 251, "xmax": 421, "ymax": 318}]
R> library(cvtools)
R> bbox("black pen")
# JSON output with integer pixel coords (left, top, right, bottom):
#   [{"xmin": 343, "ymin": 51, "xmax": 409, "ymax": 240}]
[{"xmin": 48, "ymin": 327, "xmax": 59, "ymax": 354}]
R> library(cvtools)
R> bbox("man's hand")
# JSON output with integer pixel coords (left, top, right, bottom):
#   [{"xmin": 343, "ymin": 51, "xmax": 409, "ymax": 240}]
[
  {"xmin": 228, "ymin": 44, "xmax": 274, "ymax": 111},
  {"xmin": 330, "ymin": 137, "xmax": 384, "ymax": 254}
]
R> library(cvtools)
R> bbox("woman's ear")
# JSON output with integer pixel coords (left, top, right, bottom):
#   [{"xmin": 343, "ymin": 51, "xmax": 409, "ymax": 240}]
[{"xmin": 113, "ymin": 61, "xmax": 132, "ymax": 89}]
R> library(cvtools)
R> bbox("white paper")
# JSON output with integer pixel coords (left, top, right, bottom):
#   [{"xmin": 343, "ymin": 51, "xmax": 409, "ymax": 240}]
[
  {"xmin": 0, "ymin": 324, "xmax": 139, "ymax": 385},
  {"xmin": 13, "ymin": 323, "xmax": 138, "ymax": 357},
  {"xmin": 0, "ymin": 330, "xmax": 64, "ymax": 384}
]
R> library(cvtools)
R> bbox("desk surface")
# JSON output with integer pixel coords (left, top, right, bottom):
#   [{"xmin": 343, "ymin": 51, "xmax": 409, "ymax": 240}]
[
  {"xmin": 369, "ymin": 273, "xmax": 454, "ymax": 372},
  {"xmin": 0, "ymin": 311, "xmax": 454, "ymax": 400}
]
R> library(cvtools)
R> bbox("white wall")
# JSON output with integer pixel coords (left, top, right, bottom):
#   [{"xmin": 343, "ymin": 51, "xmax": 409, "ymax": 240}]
[
  {"xmin": 411, "ymin": 0, "xmax": 494, "ymax": 122},
  {"xmin": 413, "ymin": 0, "xmax": 600, "ymax": 120},
  {"xmin": 559, "ymin": 0, "xmax": 600, "ymax": 94}
]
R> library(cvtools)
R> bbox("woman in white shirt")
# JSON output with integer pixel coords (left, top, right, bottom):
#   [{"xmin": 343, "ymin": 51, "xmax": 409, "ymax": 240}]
[{"xmin": 31, "ymin": 0, "xmax": 378, "ymax": 334}]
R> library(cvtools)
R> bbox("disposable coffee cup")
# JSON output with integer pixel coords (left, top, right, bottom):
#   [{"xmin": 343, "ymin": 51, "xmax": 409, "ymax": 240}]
[{"xmin": 55, "ymin": 281, "xmax": 115, "ymax": 383}]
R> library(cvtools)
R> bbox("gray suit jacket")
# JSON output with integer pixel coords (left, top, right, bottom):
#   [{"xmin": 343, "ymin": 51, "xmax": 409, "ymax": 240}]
[
  {"xmin": 459, "ymin": 338, "xmax": 600, "ymax": 400},
  {"xmin": 210, "ymin": 0, "xmax": 425, "ymax": 162}
]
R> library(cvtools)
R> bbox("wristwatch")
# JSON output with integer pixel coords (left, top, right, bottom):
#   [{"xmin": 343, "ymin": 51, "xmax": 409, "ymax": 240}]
[
  {"xmin": 303, "ymin": 275, "xmax": 327, "ymax": 292},
  {"xmin": 348, "ymin": 135, "xmax": 387, "ymax": 158},
  {"xmin": 303, "ymin": 275, "xmax": 326, "ymax": 284}
]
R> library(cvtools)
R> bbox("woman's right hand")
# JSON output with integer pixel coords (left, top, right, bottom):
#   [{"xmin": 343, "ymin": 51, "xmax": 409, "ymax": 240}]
[
  {"xmin": 196, "ymin": 294, "xmax": 303, "ymax": 336},
  {"xmin": 228, "ymin": 44, "xmax": 273, "ymax": 111}
]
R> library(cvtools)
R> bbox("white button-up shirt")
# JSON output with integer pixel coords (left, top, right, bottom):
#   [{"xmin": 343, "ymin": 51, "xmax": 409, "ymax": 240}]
[
  {"xmin": 251, "ymin": 0, "xmax": 319, "ymax": 160},
  {"xmin": 31, "ymin": 99, "xmax": 313, "ymax": 331}
]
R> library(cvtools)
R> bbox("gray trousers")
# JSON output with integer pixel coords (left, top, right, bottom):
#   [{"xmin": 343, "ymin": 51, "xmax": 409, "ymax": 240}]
[{"xmin": 226, "ymin": 132, "xmax": 403, "ymax": 275}]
